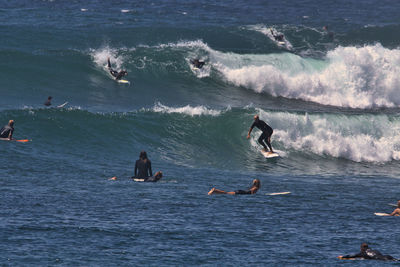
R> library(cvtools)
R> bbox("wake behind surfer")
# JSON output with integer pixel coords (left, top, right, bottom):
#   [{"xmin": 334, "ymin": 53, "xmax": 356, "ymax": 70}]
[
  {"xmin": 107, "ymin": 57, "xmax": 128, "ymax": 80},
  {"xmin": 247, "ymin": 115, "xmax": 274, "ymax": 153},
  {"xmin": 0, "ymin": 120, "xmax": 14, "ymax": 140},
  {"xmin": 338, "ymin": 243, "xmax": 397, "ymax": 261},
  {"xmin": 190, "ymin": 59, "xmax": 205, "ymax": 69},
  {"xmin": 208, "ymin": 179, "xmax": 260, "ymax": 195}
]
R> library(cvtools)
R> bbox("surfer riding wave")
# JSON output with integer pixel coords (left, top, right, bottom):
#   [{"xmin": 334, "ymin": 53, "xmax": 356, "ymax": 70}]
[{"xmin": 107, "ymin": 57, "xmax": 128, "ymax": 80}]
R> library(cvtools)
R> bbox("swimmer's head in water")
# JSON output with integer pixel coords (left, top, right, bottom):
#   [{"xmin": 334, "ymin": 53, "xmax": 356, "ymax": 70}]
[
  {"xmin": 155, "ymin": 171, "xmax": 163, "ymax": 179},
  {"xmin": 252, "ymin": 179, "xmax": 261, "ymax": 189},
  {"xmin": 8, "ymin": 120, "xmax": 14, "ymax": 126}
]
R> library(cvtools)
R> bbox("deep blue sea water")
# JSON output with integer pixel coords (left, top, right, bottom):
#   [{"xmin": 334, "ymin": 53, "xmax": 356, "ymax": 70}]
[{"xmin": 2, "ymin": 0, "xmax": 400, "ymax": 265}]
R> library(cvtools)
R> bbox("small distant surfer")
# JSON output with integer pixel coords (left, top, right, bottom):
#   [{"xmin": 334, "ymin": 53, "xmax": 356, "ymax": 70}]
[
  {"xmin": 323, "ymin": 26, "xmax": 334, "ymax": 39},
  {"xmin": 338, "ymin": 243, "xmax": 397, "ymax": 261},
  {"xmin": 44, "ymin": 96, "xmax": 52, "ymax": 107},
  {"xmin": 208, "ymin": 179, "xmax": 260, "ymax": 195},
  {"xmin": 0, "ymin": 120, "xmax": 14, "ymax": 140},
  {"xmin": 107, "ymin": 57, "xmax": 128, "ymax": 80},
  {"xmin": 132, "ymin": 151, "xmax": 163, "ymax": 182},
  {"xmin": 190, "ymin": 59, "xmax": 205, "ymax": 69},
  {"xmin": 247, "ymin": 115, "xmax": 274, "ymax": 153},
  {"xmin": 270, "ymin": 29, "xmax": 284, "ymax": 42}
]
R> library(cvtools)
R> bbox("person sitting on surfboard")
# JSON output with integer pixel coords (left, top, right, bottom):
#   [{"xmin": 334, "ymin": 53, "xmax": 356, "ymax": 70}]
[
  {"xmin": 107, "ymin": 57, "xmax": 128, "ymax": 80},
  {"xmin": 0, "ymin": 120, "xmax": 14, "ymax": 140},
  {"xmin": 270, "ymin": 29, "xmax": 284, "ymax": 42},
  {"xmin": 134, "ymin": 151, "xmax": 153, "ymax": 179},
  {"xmin": 190, "ymin": 59, "xmax": 205, "ymax": 69},
  {"xmin": 44, "ymin": 96, "xmax": 52, "ymax": 107},
  {"xmin": 247, "ymin": 115, "xmax": 274, "ymax": 153},
  {"xmin": 338, "ymin": 243, "xmax": 397, "ymax": 261},
  {"xmin": 208, "ymin": 179, "xmax": 260, "ymax": 195}
]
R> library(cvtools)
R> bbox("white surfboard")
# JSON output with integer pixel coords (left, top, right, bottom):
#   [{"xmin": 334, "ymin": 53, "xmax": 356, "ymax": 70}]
[
  {"xmin": 374, "ymin": 212, "xmax": 390, "ymax": 216},
  {"xmin": 133, "ymin": 178, "xmax": 145, "ymax": 182},
  {"xmin": 117, "ymin": 79, "xmax": 130, "ymax": 84},
  {"xmin": 57, "ymin": 102, "xmax": 68, "ymax": 108},
  {"xmin": 266, "ymin": 192, "xmax": 291, "ymax": 196},
  {"xmin": 261, "ymin": 149, "xmax": 279, "ymax": 158}
]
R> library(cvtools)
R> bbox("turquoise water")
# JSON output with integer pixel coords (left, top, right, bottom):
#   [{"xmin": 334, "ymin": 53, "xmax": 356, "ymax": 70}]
[{"xmin": 2, "ymin": 0, "xmax": 400, "ymax": 265}]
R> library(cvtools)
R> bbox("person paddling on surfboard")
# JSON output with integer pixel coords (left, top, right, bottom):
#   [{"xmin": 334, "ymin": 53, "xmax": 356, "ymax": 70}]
[
  {"xmin": 338, "ymin": 243, "xmax": 397, "ymax": 261},
  {"xmin": 270, "ymin": 29, "xmax": 284, "ymax": 42},
  {"xmin": 0, "ymin": 120, "xmax": 14, "ymax": 140},
  {"xmin": 247, "ymin": 115, "xmax": 274, "ymax": 153},
  {"xmin": 107, "ymin": 57, "xmax": 128, "ymax": 80},
  {"xmin": 208, "ymin": 179, "xmax": 260, "ymax": 195},
  {"xmin": 388, "ymin": 200, "xmax": 400, "ymax": 216},
  {"xmin": 44, "ymin": 96, "xmax": 52, "ymax": 107},
  {"xmin": 190, "ymin": 59, "xmax": 205, "ymax": 69}
]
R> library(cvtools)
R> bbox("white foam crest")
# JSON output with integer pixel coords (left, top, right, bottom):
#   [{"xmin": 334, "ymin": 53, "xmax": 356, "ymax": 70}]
[
  {"xmin": 90, "ymin": 46, "xmax": 126, "ymax": 70},
  {"xmin": 254, "ymin": 109, "xmax": 400, "ymax": 162},
  {"xmin": 217, "ymin": 44, "xmax": 400, "ymax": 108},
  {"xmin": 151, "ymin": 102, "xmax": 225, "ymax": 116},
  {"xmin": 154, "ymin": 40, "xmax": 212, "ymax": 51}
]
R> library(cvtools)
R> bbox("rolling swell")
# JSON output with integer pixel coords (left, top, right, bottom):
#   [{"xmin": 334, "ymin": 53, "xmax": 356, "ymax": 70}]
[{"xmin": 2, "ymin": 104, "xmax": 400, "ymax": 170}]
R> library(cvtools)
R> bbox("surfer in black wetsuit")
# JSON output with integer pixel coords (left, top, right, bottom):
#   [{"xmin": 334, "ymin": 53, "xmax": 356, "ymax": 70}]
[
  {"xmin": 208, "ymin": 179, "xmax": 260, "ymax": 195},
  {"xmin": 270, "ymin": 29, "xmax": 284, "ymax": 42},
  {"xmin": 0, "ymin": 120, "xmax": 14, "ymax": 140},
  {"xmin": 338, "ymin": 243, "xmax": 397, "ymax": 261},
  {"xmin": 247, "ymin": 115, "xmax": 274, "ymax": 153},
  {"xmin": 44, "ymin": 96, "xmax": 52, "ymax": 106},
  {"xmin": 107, "ymin": 57, "xmax": 128, "ymax": 80},
  {"xmin": 143, "ymin": 171, "xmax": 163, "ymax": 182},
  {"xmin": 190, "ymin": 59, "xmax": 205, "ymax": 69},
  {"xmin": 134, "ymin": 151, "xmax": 152, "ymax": 179}
]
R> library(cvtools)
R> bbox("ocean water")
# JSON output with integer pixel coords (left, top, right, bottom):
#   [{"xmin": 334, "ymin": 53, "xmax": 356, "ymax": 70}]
[{"xmin": 2, "ymin": 0, "xmax": 400, "ymax": 265}]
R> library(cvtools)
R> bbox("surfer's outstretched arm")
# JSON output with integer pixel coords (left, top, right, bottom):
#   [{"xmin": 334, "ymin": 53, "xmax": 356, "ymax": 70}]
[{"xmin": 107, "ymin": 57, "xmax": 112, "ymax": 69}]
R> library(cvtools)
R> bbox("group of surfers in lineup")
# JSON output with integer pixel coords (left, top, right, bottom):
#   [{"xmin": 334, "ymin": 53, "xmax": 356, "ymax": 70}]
[{"xmin": 2, "ymin": 41, "xmax": 398, "ymax": 260}]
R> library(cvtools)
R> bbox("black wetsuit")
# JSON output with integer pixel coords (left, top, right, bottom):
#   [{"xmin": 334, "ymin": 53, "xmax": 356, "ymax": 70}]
[
  {"xmin": 250, "ymin": 119, "xmax": 273, "ymax": 150},
  {"xmin": 44, "ymin": 100, "xmax": 52, "ymax": 106},
  {"xmin": 134, "ymin": 159, "xmax": 152, "ymax": 179},
  {"xmin": 0, "ymin": 125, "xmax": 14, "ymax": 138},
  {"xmin": 191, "ymin": 59, "xmax": 205, "ymax": 69},
  {"xmin": 234, "ymin": 189, "xmax": 252, "ymax": 195},
  {"xmin": 143, "ymin": 176, "xmax": 161, "ymax": 182},
  {"xmin": 107, "ymin": 59, "xmax": 126, "ymax": 80},
  {"xmin": 342, "ymin": 249, "xmax": 397, "ymax": 261}
]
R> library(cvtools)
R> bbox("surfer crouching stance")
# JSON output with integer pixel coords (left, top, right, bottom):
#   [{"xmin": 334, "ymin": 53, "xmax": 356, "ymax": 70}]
[
  {"xmin": 247, "ymin": 115, "xmax": 274, "ymax": 153},
  {"xmin": 208, "ymin": 179, "xmax": 260, "ymax": 195},
  {"xmin": 190, "ymin": 59, "xmax": 205, "ymax": 69},
  {"xmin": 338, "ymin": 243, "xmax": 397, "ymax": 261},
  {"xmin": 107, "ymin": 57, "xmax": 128, "ymax": 80}
]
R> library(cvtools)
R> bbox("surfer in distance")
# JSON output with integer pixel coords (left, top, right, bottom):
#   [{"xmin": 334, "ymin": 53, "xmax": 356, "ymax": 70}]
[
  {"xmin": 107, "ymin": 57, "xmax": 128, "ymax": 80},
  {"xmin": 190, "ymin": 59, "xmax": 205, "ymax": 69},
  {"xmin": 247, "ymin": 115, "xmax": 274, "ymax": 153},
  {"xmin": 0, "ymin": 120, "xmax": 14, "ymax": 140},
  {"xmin": 338, "ymin": 243, "xmax": 397, "ymax": 261},
  {"xmin": 44, "ymin": 96, "xmax": 52, "ymax": 106},
  {"xmin": 270, "ymin": 28, "xmax": 284, "ymax": 42},
  {"xmin": 134, "ymin": 151, "xmax": 152, "ymax": 179},
  {"xmin": 208, "ymin": 179, "xmax": 260, "ymax": 195}
]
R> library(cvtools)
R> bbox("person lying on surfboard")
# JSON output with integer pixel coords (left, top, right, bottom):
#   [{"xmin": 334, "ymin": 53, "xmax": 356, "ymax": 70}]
[
  {"xmin": 338, "ymin": 243, "xmax": 397, "ymax": 261},
  {"xmin": 107, "ymin": 57, "xmax": 128, "ymax": 80},
  {"xmin": 208, "ymin": 179, "xmax": 260, "ymax": 195},
  {"xmin": 0, "ymin": 120, "xmax": 14, "ymax": 140},
  {"xmin": 247, "ymin": 115, "xmax": 274, "ymax": 153},
  {"xmin": 190, "ymin": 59, "xmax": 205, "ymax": 69},
  {"xmin": 388, "ymin": 200, "xmax": 400, "ymax": 216},
  {"xmin": 270, "ymin": 29, "xmax": 284, "ymax": 42},
  {"xmin": 44, "ymin": 96, "xmax": 52, "ymax": 107}
]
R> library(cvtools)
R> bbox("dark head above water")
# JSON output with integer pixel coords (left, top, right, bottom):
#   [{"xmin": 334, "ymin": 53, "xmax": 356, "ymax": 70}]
[{"xmin": 139, "ymin": 150, "xmax": 148, "ymax": 160}]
